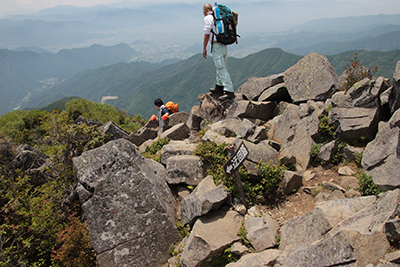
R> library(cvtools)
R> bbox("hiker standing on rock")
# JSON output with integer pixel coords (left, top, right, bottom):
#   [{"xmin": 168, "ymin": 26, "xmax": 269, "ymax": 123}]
[
  {"xmin": 203, "ymin": 3, "xmax": 235, "ymax": 101},
  {"xmin": 149, "ymin": 98, "xmax": 170, "ymax": 129}
]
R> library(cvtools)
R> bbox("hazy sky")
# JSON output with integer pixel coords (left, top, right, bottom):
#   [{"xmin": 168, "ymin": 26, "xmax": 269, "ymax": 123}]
[{"xmin": 2, "ymin": 0, "xmax": 400, "ymax": 17}]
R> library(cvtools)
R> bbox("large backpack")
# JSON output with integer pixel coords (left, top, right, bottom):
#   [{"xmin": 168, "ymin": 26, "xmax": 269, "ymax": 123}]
[
  {"xmin": 212, "ymin": 3, "xmax": 239, "ymax": 45},
  {"xmin": 165, "ymin": 101, "xmax": 179, "ymax": 113}
]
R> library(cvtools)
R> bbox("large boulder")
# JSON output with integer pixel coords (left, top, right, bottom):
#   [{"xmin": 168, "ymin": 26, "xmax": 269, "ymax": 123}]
[
  {"xmin": 198, "ymin": 93, "xmax": 227, "ymax": 123},
  {"xmin": 225, "ymin": 100, "xmax": 276, "ymax": 121},
  {"xmin": 166, "ymin": 155, "xmax": 205, "ymax": 185},
  {"xmin": 162, "ymin": 111, "xmax": 190, "ymax": 131},
  {"xmin": 180, "ymin": 210, "xmax": 243, "ymax": 267},
  {"xmin": 129, "ymin": 119, "xmax": 159, "ymax": 147},
  {"xmin": 73, "ymin": 139, "xmax": 179, "ymax": 267},
  {"xmin": 283, "ymin": 52, "xmax": 339, "ymax": 103},
  {"xmin": 361, "ymin": 109, "xmax": 400, "ymax": 190},
  {"xmin": 160, "ymin": 122, "xmax": 190, "ymax": 140},
  {"xmin": 245, "ymin": 215, "xmax": 279, "ymax": 252}
]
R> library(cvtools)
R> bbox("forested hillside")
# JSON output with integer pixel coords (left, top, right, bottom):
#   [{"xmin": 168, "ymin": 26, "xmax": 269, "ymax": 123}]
[{"xmin": 24, "ymin": 48, "xmax": 400, "ymax": 118}]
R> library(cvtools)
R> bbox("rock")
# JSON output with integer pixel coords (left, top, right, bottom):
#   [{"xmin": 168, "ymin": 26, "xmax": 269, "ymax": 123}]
[
  {"xmin": 229, "ymin": 242, "xmax": 248, "ymax": 256},
  {"xmin": 316, "ymin": 196, "xmax": 376, "ymax": 228},
  {"xmin": 207, "ymin": 117, "xmax": 242, "ymax": 136},
  {"xmin": 345, "ymin": 188, "xmax": 362, "ymax": 199},
  {"xmin": 322, "ymin": 181, "xmax": 346, "ymax": 192},
  {"xmin": 329, "ymin": 189, "xmax": 400, "ymax": 236},
  {"xmin": 259, "ymin": 83, "xmax": 291, "ymax": 103},
  {"xmin": 303, "ymin": 170, "xmax": 317, "ymax": 182},
  {"xmin": 201, "ymin": 129, "xmax": 236, "ymax": 145},
  {"xmin": 160, "ymin": 122, "xmax": 190, "ymax": 141},
  {"xmin": 98, "ymin": 121, "xmax": 130, "ymax": 140},
  {"xmin": 362, "ymin": 111, "xmax": 400, "ymax": 190},
  {"xmin": 225, "ymin": 100, "xmax": 275, "ymax": 121},
  {"xmin": 72, "ymin": 139, "xmax": 179, "ymax": 267},
  {"xmin": 391, "ymin": 60, "xmax": 400, "ymax": 113},
  {"xmin": 316, "ymin": 140, "xmax": 338, "ymax": 162},
  {"xmin": 277, "ymin": 231, "xmax": 355, "ymax": 267},
  {"xmin": 343, "ymin": 145, "xmax": 364, "ymax": 162},
  {"xmin": 198, "ymin": 93, "xmax": 227, "ymax": 123},
  {"xmin": 329, "ymin": 107, "xmax": 380, "ymax": 142},
  {"xmin": 283, "ymin": 52, "xmax": 339, "ymax": 103},
  {"xmin": 339, "ymin": 176, "xmax": 359, "ymax": 189},
  {"xmin": 325, "ymin": 189, "xmax": 346, "ymax": 201},
  {"xmin": 226, "ymin": 249, "xmax": 283, "ymax": 267},
  {"xmin": 384, "ymin": 219, "xmax": 400, "ymax": 241},
  {"xmin": 160, "ymin": 141, "xmax": 196, "ymax": 165},
  {"xmin": 166, "ymin": 155, "xmax": 205, "ymax": 185},
  {"xmin": 162, "ymin": 111, "xmax": 190, "ymax": 131},
  {"xmin": 180, "ymin": 210, "xmax": 243, "ymax": 267},
  {"xmin": 279, "ymin": 208, "xmax": 332, "ymax": 252},
  {"xmin": 235, "ymin": 73, "xmax": 284, "ymax": 101},
  {"xmin": 74, "ymin": 115, "xmax": 102, "ymax": 127},
  {"xmin": 282, "ymin": 171, "xmax": 303, "ymax": 195},
  {"xmin": 186, "ymin": 112, "xmax": 203, "ymax": 131},
  {"xmin": 245, "ymin": 215, "xmax": 279, "ymax": 251},
  {"xmin": 272, "ymin": 104, "xmax": 300, "ymax": 144},
  {"xmin": 129, "ymin": 120, "xmax": 159, "ymax": 147},
  {"xmin": 338, "ymin": 166, "xmax": 356, "ymax": 176},
  {"xmin": 180, "ymin": 176, "xmax": 228, "ymax": 225},
  {"xmin": 235, "ymin": 118, "xmax": 268, "ymax": 143},
  {"xmin": 341, "ymin": 230, "xmax": 390, "ymax": 267},
  {"xmin": 385, "ymin": 250, "xmax": 400, "ymax": 265}
]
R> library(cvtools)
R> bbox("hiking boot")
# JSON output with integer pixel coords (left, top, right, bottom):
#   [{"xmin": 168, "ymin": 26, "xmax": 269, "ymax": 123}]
[
  {"xmin": 209, "ymin": 84, "xmax": 224, "ymax": 93},
  {"xmin": 218, "ymin": 91, "xmax": 235, "ymax": 101}
]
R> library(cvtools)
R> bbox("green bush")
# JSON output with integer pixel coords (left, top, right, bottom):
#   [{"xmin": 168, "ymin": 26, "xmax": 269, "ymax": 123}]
[
  {"xmin": 141, "ymin": 137, "xmax": 170, "ymax": 163},
  {"xmin": 357, "ymin": 171, "xmax": 383, "ymax": 196}
]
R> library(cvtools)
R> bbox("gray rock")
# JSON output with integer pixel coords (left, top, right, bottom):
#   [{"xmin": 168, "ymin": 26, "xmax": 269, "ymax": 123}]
[
  {"xmin": 385, "ymin": 250, "xmax": 400, "ymax": 264},
  {"xmin": 316, "ymin": 140, "xmax": 337, "ymax": 162},
  {"xmin": 236, "ymin": 74, "xmax": 284, "ymax": 101},
  {"xmin": 338, "ymin": 166, "xmax": 356, "ymax": 176},
  {"xmin": 180, "ymin": 176, "xmax": 228, "ymax": 225},
  {"xmin": 233, "ymin": 139, "xmax": 279, "ymax": 166},
  {"xmin": 322, "ymin": 181, "xmax": 346, "ymax": 192},
  {"xmin": 277, "ymin": 231, "xmax": 355, "ymax": 267},
  {"xmin": 98, "ymin": 121, "xmax": 130, "ymax": 140},
  {"xmin": 329, "ymin": 189, "xmax": 400, "ymax": 236},
  {"xmin": 245, "ymin": 215, "xmax": 279, "ymax": 251},
  {"xmin": 259, "ymin": 83, "xmax": 291, "ymax": 102},
  {"xmin": 226, "ymin": 100, "xmax": 275, "ymax": 121},
  {"xmin": 160, "ymin": 122, "xmax": 190, "ymax": 141},
  {"xmin": 198, "ymin": 93, "xmax": 227, "ymax": 123},
  {"xmin": 162, "ymin": 111, "xmax": 190, "ymax": 131},
  {"xmin": 229, "ymin": 242, "xmax": 248, "ymax": 256},
  {"xmin": 282, "ymin": 170, "xmax": 303, "ymax": 195},
  {"xmin": 361, "ymin": 113, "xmax": 400, "ymax": 190},
  {"xmin": 180, "ymin": 210, "xmax": 243, "ymax": 267},
  {"xmin": 72, "ymin": 139, "xmax": 179, "ymax": 267},
  {"xmin": 284, "ymin": 52, "xmax": 339, "ymax": 103},
  {"xmin": 343, "ymin": 145, "xmax": 364, "ymax": 162},
  {"xmin": 74, "ymin": 115, "xmax": 102, "ymax": 127},
  {"xmin": 272, "ymin": 104, "xmax": 300, "ymax": 144},
  {"xmin": 186, "ymin": 112, "xmax": 203, "ymax": 131},
  {"xmin": 207, "ymin": 117, "xmax": 242, "ymax": 136},
  {"xmin": 279, "ymin": 208, "xmax": 332, "ymax": 252},
  {"xmin": 166, "ymin": 155, "xmax": 205, "ymax": 185},
  {"xmin": 316, "ymin": 196, "xmax": 376, "ymax": 228},
  {"xmin": 329, "ymin": 107, "xmax": 380, "ymax": 142},
  {"xmin": 129, "ymin": 120, "xmax": 159, "ymax": 147},
  {"xmin": 201, "ymin": 129, "xmax": 236, "ymax": 145},
  {"xmin": 160, "ymin": 141, "xmax": 196, "ymax": 165},
  {"xmin": 236, "ymin": 118, "xmax": 268, "ymax": 143},
  {"xmin": 391, "ymin": 60, "xmax": 400, "ymax": 113}
]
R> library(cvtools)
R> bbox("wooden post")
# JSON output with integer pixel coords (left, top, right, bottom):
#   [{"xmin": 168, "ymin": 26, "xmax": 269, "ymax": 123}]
[{"xmin": 234, "ymin": 169, "xmax": 247, "ymax": 208}]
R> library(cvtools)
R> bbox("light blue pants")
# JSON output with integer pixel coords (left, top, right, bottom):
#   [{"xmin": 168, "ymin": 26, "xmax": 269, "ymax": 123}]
[{"xmin": 212, "ymin": 43, "xmax": 234, "ymax": 93}]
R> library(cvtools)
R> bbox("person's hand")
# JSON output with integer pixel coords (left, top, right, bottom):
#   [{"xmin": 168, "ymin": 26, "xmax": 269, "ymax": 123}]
[
  {"xmin": 162, "ymin": 113, "xmax": 169, "ymax": 121},
  {"xmin": 149, "ymin": 114, "xmax": 156, "ymax": 121},
  {"xmin": 203, "ymin": 49, "xmax": 207, "ymax": 59}
]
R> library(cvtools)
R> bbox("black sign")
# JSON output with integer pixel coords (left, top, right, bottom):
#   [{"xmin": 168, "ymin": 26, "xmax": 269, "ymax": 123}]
[{"xmin": 223, "ymin": 142, "xmax": 249, "ymax": 176}]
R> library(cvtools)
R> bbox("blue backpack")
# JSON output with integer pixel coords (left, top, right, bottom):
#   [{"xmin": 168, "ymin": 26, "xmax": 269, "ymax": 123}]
[{"xmin": 212, "ymin": 3, "xmax": 239, "ymax": 45}]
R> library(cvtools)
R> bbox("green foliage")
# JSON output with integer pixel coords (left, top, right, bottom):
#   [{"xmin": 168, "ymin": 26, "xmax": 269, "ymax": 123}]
[
  {"xmin": 238, "ymin": 220, "xmax": 250, "ymax": 247},
  {"xmin": 317, "ymin": 106, "xmax": 335, "ymax": 143},
  {"xmin": 41, "ymin": 97, "xmax": 81, "ymax": 113},
  {"xmin": 194, "ymin": 141, "xmax": 229, "ymax": 186},
  {"xmin": 65, "ymin": 98, "xmax": 144, "ymax": 133},
  {"xmin": 310, "ymin": 144, "xmax": 322, "ymax": 158},
  {"xmin": 338, "ymin": 53, "xmax": 376, "ymax": 91},
  {"xmin": 357, "ymin": 171, "xmax": 383, "ymax": 196},
  {"xmin": 275, "ymin": 235, "xmax": 281, "ymax": 247},
  {"xmin": 141, "ymin": 138, "xmax": 170, "ymax": 163},
  {"xmin": 244, "ymin": 162, "xmax": 286, "ymax": 206},
  {"xmin": 210, "ymin": 245, "xmax": 239, "ymax": 267},
  {"xmin": 355, "ymin": 152, "xmax": 363, "ymax": 167},
  {"xmin": 176, "ymin": 223, "xmax": 191, "ymax": 242}
]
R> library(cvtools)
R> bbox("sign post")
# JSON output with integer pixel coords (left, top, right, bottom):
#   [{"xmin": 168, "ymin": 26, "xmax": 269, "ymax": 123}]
[{"xmin": 223, "ymin": 142, "xmax": 249, "ymax": 208}]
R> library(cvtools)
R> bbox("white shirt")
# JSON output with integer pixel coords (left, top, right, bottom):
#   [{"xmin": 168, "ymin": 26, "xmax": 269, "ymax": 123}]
[{"xmin": 204, "ymin": 12, "xmax": 216, "ymax": 44}]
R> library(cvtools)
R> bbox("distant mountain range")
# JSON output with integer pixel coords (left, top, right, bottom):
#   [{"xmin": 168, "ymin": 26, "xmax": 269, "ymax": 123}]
[{"xmin": 16, "ymin": 47, "xmax": 400, "ymax": 119}]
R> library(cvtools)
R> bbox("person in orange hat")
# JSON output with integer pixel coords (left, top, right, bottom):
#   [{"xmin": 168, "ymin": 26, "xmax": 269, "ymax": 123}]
[{"xmin": 149, "ymin": 98, "xmax": 170, "ymax": 128}]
